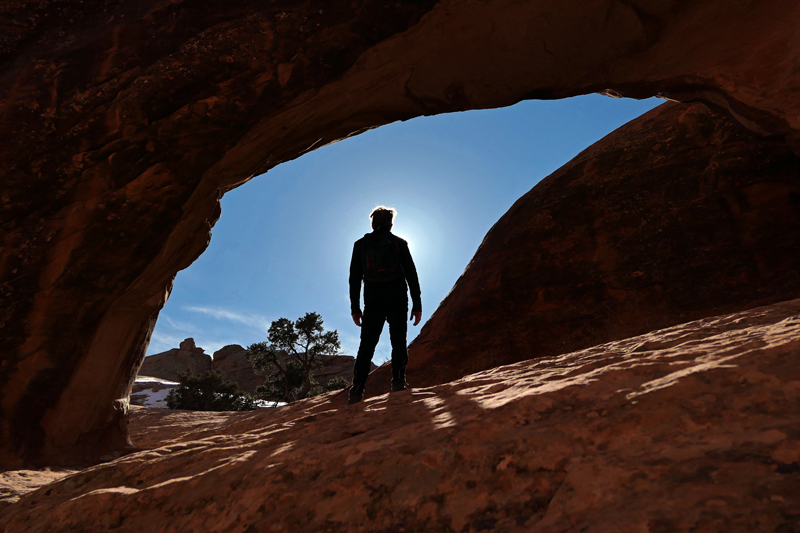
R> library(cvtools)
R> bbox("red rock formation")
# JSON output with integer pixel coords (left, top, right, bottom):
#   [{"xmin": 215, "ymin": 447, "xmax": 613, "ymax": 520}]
[
  {"xmin": 2, "ymin": 299, "xmax": 800, "ymax": 531},
  {"xmin": 315, "ymin": 354, "xmax": 361, "ymax": 388},
  {"xmin": 368, "ymin": 101, "xmax": 800, "ymax": 393},
  {"xmin": 138, "ymin": 338, "xmax": 212, "ymax": 382},
  {"xmin": 2, "ymin": 0, "xmax": 800, "ymax": 465},
  {"xmin": 208, "ymin": 344, "xmax": 262, "ymax": 392},
  {"xmin": 139, "ymin": 341, "xmax": 359, "ymax": 392},
  {"xmin": 148, "ymin": 342, "xmax": 361, "ymax": 392}
]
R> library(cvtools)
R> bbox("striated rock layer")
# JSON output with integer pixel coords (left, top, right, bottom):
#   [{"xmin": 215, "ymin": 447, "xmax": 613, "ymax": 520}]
[
  {"xmin": 3, "ymin": 0, "xmax": 800, "ymax": 464},
  {"xmin": 2, "ymin": 299, "xmax": 800, "ymax": 532},
  {"xmin": 371, "ymin": 100, "xmax": 800, "ymax": 392}
]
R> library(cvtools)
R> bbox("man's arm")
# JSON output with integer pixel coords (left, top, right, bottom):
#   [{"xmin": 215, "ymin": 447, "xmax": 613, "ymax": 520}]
[
  {"xmin": 349, "ymin": 241, "xmax": 363, "ymax": 320},
  {"xmin": 398, "ymin": 240, "xmax": 422, "ymax": 314}
]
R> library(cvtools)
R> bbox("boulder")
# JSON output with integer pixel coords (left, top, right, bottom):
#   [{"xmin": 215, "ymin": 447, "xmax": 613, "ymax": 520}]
[
  {"xmin": 178, "ymin": 338, "xmax": 198, "ymax": 352},
  {"xmin": 210, "ymin": 344, "xmax": 243, "ymax": 365},
  {"xmin": 210, "ymin": 345, "xmax": 261, "ymax": 392},
  {"xmin": 3, "ymin": 299, "xmax": 799, "ymax": 531},
  {"xmin": 366, "ymin": 101, "xmax": 800, "ymax": 392}
]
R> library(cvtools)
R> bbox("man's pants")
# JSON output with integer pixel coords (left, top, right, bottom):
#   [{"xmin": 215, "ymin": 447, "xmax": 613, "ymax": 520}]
[{"xmin": 353, "ymin": 300, "xmax": 408, "ymax": 388}]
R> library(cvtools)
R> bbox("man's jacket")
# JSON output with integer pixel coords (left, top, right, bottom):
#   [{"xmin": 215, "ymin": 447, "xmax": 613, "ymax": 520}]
[{"xmin": 349, "ymin": 229, "xmax": 421, "ymax": 315}]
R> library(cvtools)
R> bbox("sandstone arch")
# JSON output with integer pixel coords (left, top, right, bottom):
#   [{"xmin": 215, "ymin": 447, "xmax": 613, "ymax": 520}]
[{"xmin": 1, "ymin": 0, "xmax": 799, "ymax": 465}]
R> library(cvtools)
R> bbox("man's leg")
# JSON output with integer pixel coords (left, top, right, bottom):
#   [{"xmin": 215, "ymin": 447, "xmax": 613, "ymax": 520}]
[
  {"xmin": 386, "ymin": 303, "xmax": 409, "ymax": 390},
  {"xmin": 352, "ymin": 304, "xmax": 386, "ymax": 397}
]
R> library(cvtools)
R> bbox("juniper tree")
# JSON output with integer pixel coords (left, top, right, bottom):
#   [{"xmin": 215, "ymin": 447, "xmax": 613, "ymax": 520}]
[{"xmin": 246, "ymin": 312, "xmax": 341, "ymax": 403}]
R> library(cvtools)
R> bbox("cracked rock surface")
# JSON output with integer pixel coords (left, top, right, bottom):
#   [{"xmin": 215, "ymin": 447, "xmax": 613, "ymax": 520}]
[{"xmin": 2, "ymin": 299, "xmax": 799, "ymax": 532}]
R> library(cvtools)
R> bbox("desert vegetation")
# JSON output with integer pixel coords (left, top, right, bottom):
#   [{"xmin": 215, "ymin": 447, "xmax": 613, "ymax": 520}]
[
  {"xmin": 165, "ymin": 370, "xmax": 257, "ymax": 411},
  {"xmin": 246, "ymin": 312, "xmax": 343, "ymax": 403}
]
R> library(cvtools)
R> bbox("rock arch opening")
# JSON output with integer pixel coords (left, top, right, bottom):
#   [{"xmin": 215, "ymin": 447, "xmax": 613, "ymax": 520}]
[{"xmin": 145, "ymin": 95, "xmax": 661, "ymax": 367}]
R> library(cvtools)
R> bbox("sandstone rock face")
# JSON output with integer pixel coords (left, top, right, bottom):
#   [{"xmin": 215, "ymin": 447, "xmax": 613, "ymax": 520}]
[
  {"xmin": 207, "ymin": 346, "xmax": 358, "ymax": 393},
  {"xmin": 371, "ymin": 101, "xmax": 800, "ymax": 393},
  {"xmin": 3, "ymin": 0, "xmax": 800, "ymax": 464},
  {"xmin": 178, "ymin": 338, "xmax": 198, "ymax": 352},
  {"xmin": 316, "ymin": 354, "xmax": 361, "ymax": 388},
  {"xmin": 210, "ymin": 345, "xmax": 260, "ymax": 391},
  {"xmin": 139, "ymin": 342, "xmax": 359, "ymax": 393},
  {"xmin": 210, "ymin": 344, "xmax": 245, "ymax": 363},
  {"xmin": 138, "ymin": 343, "xmax": 212, "ymax": 383},
  {"xmin": 3, "ymin": 300, "xmax": 800, "ymax": 532}
]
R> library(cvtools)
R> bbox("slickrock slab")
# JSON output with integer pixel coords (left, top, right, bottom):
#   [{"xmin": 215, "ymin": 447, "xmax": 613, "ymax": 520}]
[
  {"xmin": 0, "ymin": 468, "xmax": 75, "ymax": 512},
  {"xmin": 126, "ymin": 406, "xmax": 279, "ymax": 451},
  {"xmin": 3, "ymin": 299, "xmax": 800, "ymax": 532}
]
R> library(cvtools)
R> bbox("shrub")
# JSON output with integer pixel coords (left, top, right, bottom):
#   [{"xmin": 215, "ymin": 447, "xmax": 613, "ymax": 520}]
[
  {"xmin": 166, "ymin": 370, "xmax": 257, "ymax": 411},
  {"xmin": 326, "ymin": 376, "xmax": 350, "ymax": 390}
]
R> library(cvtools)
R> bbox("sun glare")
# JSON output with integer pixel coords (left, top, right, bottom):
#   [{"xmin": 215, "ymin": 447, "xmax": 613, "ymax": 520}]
[{"xmin": 392, "ymin": 207, "xmax": 435, "ymax": 269}]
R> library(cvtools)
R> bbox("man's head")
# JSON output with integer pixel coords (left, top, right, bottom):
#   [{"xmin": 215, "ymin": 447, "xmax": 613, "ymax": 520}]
[{"xmin": 370, "ymin": 206, "xmax": 396, "ymax": 231}]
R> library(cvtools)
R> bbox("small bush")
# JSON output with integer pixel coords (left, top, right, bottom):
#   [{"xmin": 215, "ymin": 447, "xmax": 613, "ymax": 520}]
[
  {"xmin": 166, "ymin": 370, "xmax": 257, "ymax": 411},
  {"xmin": 326, "ymin": 376, "xmax": 350, "ymax": 390}
]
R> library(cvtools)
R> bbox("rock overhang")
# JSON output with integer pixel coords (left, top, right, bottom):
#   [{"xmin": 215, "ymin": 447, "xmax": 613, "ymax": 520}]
[{"xmin": 1, "ymin": 0, "xmax": 800, "ymax": 465}]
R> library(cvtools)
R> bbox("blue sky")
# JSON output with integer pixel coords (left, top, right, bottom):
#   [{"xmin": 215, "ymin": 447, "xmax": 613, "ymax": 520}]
[{"xmin": 147, "ymin": 94, "xmax": 662, "ymax": 364}]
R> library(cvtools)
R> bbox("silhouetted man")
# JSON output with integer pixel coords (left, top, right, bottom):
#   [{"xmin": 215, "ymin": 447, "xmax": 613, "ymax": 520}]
[{"xmin": 348, "ymin": 206, "xmax": 422, "ymax": 405}]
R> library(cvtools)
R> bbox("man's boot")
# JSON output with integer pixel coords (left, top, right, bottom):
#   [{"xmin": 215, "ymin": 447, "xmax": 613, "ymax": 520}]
[
  {"xmin": 347, "ymin": 383, "xmax": 365, "ymax": 406},
  {"xmin": 391, "ymin": 377, "xmax": 407, "ymax": 392}
]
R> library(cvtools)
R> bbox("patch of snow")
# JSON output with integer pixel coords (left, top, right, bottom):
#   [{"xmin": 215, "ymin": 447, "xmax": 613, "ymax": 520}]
[
  {"xmin": 256, "ymin": 400, "xmax": 287, "ymax": 408},
  {"xmin": 131, "ymin": 387, "xmax": 174, "ymax": 408},
  {"xmin": 135, "ymin": 376, "xmax": 179, "ymax": 385},
  {"xmin": 132, "ymin": 378, "xmax": 286, "ymax": 409}
]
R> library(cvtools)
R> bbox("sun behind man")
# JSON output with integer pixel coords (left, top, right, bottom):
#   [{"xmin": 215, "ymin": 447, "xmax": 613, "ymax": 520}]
[{"xmin": 348, "ymin": 206, "xmax": 422, "ymax": 405}]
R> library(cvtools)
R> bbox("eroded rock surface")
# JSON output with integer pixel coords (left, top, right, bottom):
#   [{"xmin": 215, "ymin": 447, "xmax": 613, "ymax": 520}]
[
  {"xmin": 139, "ymin": 342, "xmax": 359, "ymax": 393},
  {"xmin": 0, "ymin": 468, "xmax": 74, "ymax": 513},
  {"xmin": 3, "ymin": 300, "xmax": 799, "ymax": 532},
  {"xmin": 139, "ymin": 339, "xmax": 212, "ymax": 383},
  {"xmin": 376, "ymin": 101, "xmax": 800, "ymax": 393},
  {"xmin": 3, "ymin": 0, "xmax": 800, "ymax": 464},
  {"xmin": 207, "ymin": 344, "xmax": 258, "ymax": 390}
]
